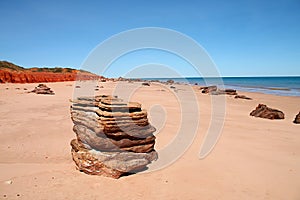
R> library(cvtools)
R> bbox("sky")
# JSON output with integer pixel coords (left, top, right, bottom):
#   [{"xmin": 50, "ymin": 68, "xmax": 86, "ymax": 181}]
[{"xmin": 0, "ymin": 0, "xmax": 299, "ymax": 77}]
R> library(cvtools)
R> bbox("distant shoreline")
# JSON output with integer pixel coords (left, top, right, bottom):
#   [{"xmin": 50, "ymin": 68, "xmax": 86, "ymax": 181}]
[{"xmin": 141, "ymin": 76, "xmax": 300, "ymax": 97}]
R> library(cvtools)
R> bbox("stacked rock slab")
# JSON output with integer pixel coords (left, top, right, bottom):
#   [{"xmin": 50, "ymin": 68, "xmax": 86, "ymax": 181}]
[
  {"xmin": 30, "ymin": 84, "xmax": 55, "ymax": 95},
  {"xmin": 70, "ymin": 95, "xmax": 158, "ymax": 178},
  {"xmin": 200, "ymin": 86, "xmax": 237, "ymax": 95}
]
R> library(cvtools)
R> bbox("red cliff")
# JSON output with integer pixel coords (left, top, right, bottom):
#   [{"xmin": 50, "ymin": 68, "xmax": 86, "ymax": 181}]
[{"xmin": 0, "ymin": 61, "xmax": 103, "ymax": 83}]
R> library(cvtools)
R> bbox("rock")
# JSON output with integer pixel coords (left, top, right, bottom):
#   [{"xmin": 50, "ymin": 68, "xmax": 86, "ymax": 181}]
[
  {"xmin": 98, "ymin": 101, "xmax": 141, "ymax": 113},
  {"xmin": 210, "ymin": 89, "xmax": 237, "ymax": 95},
  {"xmin": 0, "ymin": 69, "xmax": 94, "ymax": 83},
  {"xmin": 70, "ymin": 95, "xmax": 158, "ymax": 178},
  {"xmin": 167, "ymin": 79, "xmax": 174, "ymax": 84},
  {"xmin": 293, "ymin": 112, "xmax": 300, "ymax": 124},
  {"xmin": 117, "ymin": 77, "xmax": 126, "ymax": 81},
  {"xmin": 201, "ymin": 86, "xmax": 217, "ymax": 94},
  {"xmin": 209, "ymin": 90, "xmax": 224, "ymax": 95},
  {"xmin": 250, "ymin": 104, "xmax": 284, "ymax": 119},
  {"xmin": 0, "ymin": 61, "xmax": 103, "ymax": 83},
  {"xmin": 200, "ymin": 86, "xmax": 237, "ymax": 95},
  {"xmin": 235, "ymin": 95, "xmax": 252, "ymax": 100},
  {"xmin": 73, "ymin": 124, "xmax": 155, "ymax": 153},
  {"xmin": 223, "ymin": 89, "xmax": 237, "ymax": 95},
  {"xmin": 142, "ymin": 82, "xmax": 150, "ymax": 86},
  {"xmin": 30, "ymin": 84, "xmax": 55, "ymax": 95},
  {"xmin": 70, "ymin": 139, "xmax": 157, "ymax": 178},
  {"xmin": 96, "ymin": 109, "xmax": 148, "ymax": 120},
  {"xmin": 170, "ymin": 86, "xmax": 176, "ymax": 89},
  {"xmin": 71, "ymin": 105, "xmax": 99, "ymax": 113}
]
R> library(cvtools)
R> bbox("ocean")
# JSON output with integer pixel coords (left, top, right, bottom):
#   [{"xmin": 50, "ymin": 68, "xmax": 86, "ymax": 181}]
[{"xmin": 143, "ymin": 76, "xmax": 300, "ymax": 97}]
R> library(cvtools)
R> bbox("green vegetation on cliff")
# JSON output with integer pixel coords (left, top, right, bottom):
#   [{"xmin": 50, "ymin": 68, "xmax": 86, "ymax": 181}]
[{"xmin": 0, "ymin": 60, "xmax": 96, "ymax": 75}]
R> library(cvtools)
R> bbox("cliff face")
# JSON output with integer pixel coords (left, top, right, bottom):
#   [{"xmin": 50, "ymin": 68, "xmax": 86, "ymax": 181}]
[
  {"xmin": 0, "ymin": 61, "xmax": 101, "ymax": 83},
  {"xmin": 0, "ymin": 70, "xmax": 99, "ymax": 83}
]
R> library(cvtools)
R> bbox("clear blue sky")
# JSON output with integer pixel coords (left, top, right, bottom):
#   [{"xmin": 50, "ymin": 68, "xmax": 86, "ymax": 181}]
[{"xmin": 0, "ymin": 0, "xmax": 299, "ymax": 77}]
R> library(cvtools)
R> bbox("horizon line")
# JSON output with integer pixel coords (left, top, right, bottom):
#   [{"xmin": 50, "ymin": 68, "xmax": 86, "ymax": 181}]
[{"xmin": 112, "ymin": 75, "xmax": 300, "ymax": 79}]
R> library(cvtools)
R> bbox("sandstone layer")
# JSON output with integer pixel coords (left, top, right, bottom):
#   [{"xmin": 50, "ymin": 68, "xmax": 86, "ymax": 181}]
[
  {"xmin": 70, "ymin": 95, "xmax": 158, "ymax": 178},
  {"xmin": 30, "ymin": 84, "xmax": 55, "ymax": 95},
  {"xmin": 0, "ymin": 60, "xmax": 101, "ymax": 83}
]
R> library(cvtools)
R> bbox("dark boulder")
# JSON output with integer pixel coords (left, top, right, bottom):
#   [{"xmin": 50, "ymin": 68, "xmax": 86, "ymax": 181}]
[
  {"xmin": 223, "ymin": 89, "xmax": 237, "ymax": 95},
  {"xmin": 142, "ymin": 82, "xmax": 150, "ymax": 86},
  {"xmin": 293, "ymin": 112, "xmax": 300, "ymax": 124},
  {"xmin": 250, "ymin": 104, "xmax": 284, "ymax": 120}
]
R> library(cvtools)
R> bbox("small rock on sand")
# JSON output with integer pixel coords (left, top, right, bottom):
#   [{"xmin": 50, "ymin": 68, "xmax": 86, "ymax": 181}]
[
  {"xmin": 200, "ymin": 86, "xmax": 217, "ymax": 94},
  {"xmin": 235, "ymin": 95, "xmax": 252, "ymax": 100},
  {"xmin": 250, "ymin": 104, "xmax": 284, "ymax": 120},
  {"xmin": 142, "ymin": 82, "xmax": 150, "ymax": 86},
  {"xmin": 293, "ymin": 112, "xmax": 300, "ymax": 124},
  {"xmin": 167, "ymin": 79, "xmax": 174, "ymax": 84},
  {"xmin": 30, "ymin": 84, "xmax": 55, "ymax": 95}
]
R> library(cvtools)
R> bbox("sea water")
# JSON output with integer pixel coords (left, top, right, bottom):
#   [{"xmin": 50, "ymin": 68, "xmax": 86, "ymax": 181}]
[{"xmin": 144, "ymin": 76, "xmax": 300, "ymax": 97}]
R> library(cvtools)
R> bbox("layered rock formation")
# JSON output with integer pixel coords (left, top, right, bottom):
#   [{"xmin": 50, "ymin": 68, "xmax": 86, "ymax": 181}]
[
  {"xmin": 70, "ymin": 95, "xmax": 158, "ymax": 178},
  {"xmin": 30, "ymin": 84, "xmax": 55, "ymax": 95},
  {"xmin": 201, "ymin": 86, "xmax": 217, "ymax": 94},
  {"xmin": 293, "ymin": 112, "xmax": 300, "ymax": 124},
  {"xmin": 250, "ymin": 104, "xmax": 285, "ymax": 120},
  {"xmin": 0, "ymin": 61, "xmax": 102, "ymax": 83},
  {"xmin": 200, "ymin": 86, "xmax": 237, "ymax": 95}
]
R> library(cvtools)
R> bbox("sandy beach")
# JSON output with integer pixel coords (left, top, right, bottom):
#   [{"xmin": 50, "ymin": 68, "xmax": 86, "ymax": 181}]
[{"xmin": 0, "ymin": 81, "xmax": 299, "ymax": 199}]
